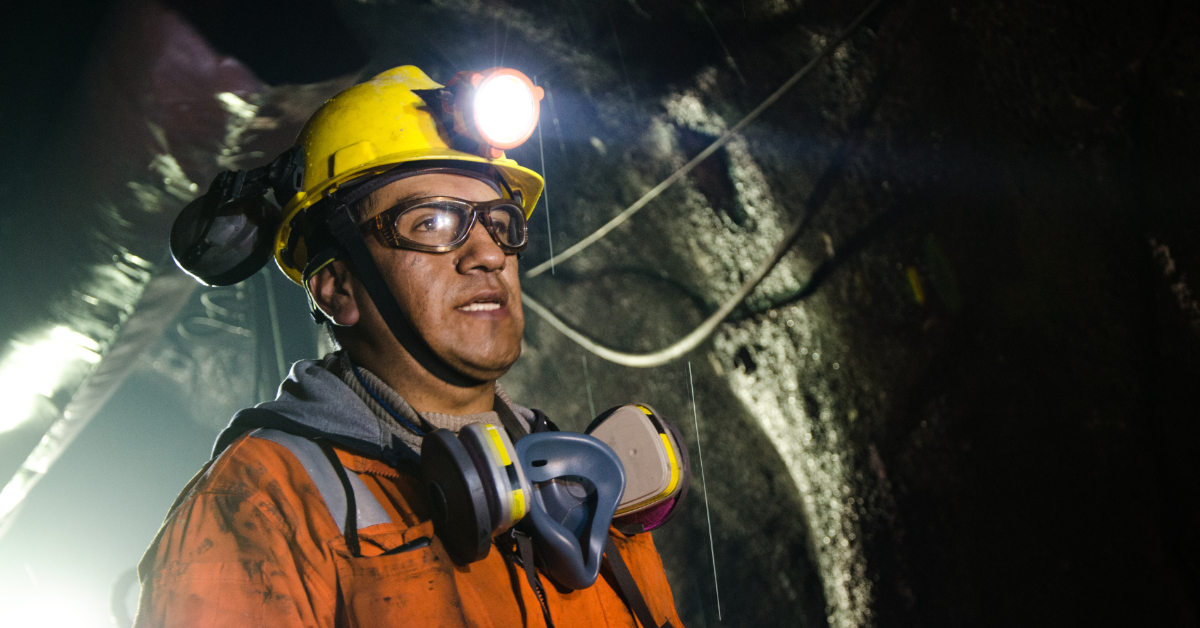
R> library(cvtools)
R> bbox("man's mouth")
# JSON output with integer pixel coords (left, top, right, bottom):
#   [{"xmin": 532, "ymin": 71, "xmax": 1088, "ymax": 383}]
[
  {"xmin": 455, "ymin": 290, "xmax": 508, "ymax": 316},
  {"xmin": 458, "ymin": 301, "xmax": 502, "ymax": 312}
]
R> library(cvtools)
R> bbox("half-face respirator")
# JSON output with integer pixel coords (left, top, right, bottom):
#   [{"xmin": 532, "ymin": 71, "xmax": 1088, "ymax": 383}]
[{"xmin": 421, "ymin": 404, "xmax": 690, "ymax": 590}]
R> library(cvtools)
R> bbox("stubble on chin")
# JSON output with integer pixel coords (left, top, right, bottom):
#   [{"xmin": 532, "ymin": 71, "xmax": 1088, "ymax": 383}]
[{"xmin": 443, "ymin": 318, "xmax": 523, "ymax": 377}]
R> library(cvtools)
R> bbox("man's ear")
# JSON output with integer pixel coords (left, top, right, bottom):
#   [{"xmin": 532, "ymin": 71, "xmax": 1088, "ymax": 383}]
[{"xmin": 307, "ymin": 260, "xmax": 361, "ymax": 327}]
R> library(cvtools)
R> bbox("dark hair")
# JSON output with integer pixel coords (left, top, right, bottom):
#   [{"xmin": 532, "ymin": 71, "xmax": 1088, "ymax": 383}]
[{"xmin": 347, "ymin": 195, "xmax": 375, "ymax": 224}]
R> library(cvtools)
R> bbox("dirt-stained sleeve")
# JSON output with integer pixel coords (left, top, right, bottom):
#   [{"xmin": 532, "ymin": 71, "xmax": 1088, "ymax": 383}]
[{"xmin": 133, "ymin": 436, "xmax": 341, "ymax": 628}]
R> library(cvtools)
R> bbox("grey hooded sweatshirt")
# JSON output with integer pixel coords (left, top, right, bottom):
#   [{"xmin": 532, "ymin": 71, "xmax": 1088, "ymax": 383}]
[{"xmin": 212, "ymin": 352, "xmax": 534, "ymax": 466}]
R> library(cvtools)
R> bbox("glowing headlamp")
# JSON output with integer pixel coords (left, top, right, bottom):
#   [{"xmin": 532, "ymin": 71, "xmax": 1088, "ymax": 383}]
[{"xmin": 446, "ymin": 68, "xmax": 544, "ymax": 158}]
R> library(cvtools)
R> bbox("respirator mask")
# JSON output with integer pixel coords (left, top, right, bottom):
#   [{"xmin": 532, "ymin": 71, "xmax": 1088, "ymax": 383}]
[{"xmin": 421, "ymin": 404, "xmax": 690, "ymax": 590}]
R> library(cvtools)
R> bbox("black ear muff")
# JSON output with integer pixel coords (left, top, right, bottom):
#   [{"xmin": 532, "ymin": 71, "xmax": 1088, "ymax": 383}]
[
  {"xmin": 171, "ymin": 148, "xmax": 302, "ymax": 287},
  {"xmin": 170, "ymin": 188, "xmax": 281, "ymax": 286},
  {"xmin": 420, "ymin": 429, "xmax": 493, "ymax": 565}
]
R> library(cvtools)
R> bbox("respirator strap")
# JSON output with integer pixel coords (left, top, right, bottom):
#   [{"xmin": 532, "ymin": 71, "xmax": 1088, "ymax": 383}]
[
  {"xmin": 327, "ymin": 204, "xmax": 484, "ymax": 388},
  {"xmin": 514, "ymin": 530, "xmax": 556, "ymax": 628},
  {"xmin": 604, "ymin": 536, "xmax": 675, "ymax": 628},
  {"xmin": 493, "ymin": 394, "xmax": 530, "ymax": 442},
  {"xmin": 314, "ymin": 438, "xmax": 364, "ymax": 557}
]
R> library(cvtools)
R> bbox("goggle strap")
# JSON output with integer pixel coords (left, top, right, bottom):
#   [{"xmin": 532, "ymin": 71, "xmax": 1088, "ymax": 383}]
[
  {"xmin": 326, "ymin": 203, "xmax": 484, "ymax": 388},
  {"xmin": 495, "ymin": 174, "xmax": 521, "ymax": 206}
]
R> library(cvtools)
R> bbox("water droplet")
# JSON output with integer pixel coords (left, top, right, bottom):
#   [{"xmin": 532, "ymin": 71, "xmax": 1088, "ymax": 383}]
[{"xmin": 589, "ymin": 136, "xmax": 607, "ymax": 155}]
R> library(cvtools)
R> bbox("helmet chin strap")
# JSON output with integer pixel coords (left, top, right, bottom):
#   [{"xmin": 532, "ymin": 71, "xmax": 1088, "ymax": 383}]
[{"xmin": 326, "ymin": 203, "xmax": 486, "ymax": 389}]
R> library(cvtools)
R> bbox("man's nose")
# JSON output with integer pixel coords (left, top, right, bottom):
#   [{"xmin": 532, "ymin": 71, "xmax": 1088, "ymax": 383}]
[{"xmin": 456, "ymin": 220, "xmax": 507, "ymax": 272}]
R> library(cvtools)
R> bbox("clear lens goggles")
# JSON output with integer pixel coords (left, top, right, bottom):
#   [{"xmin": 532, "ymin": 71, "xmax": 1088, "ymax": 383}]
[{"xmin": 361, "ymin": 196, "xmax": 529, "ymax": 254}]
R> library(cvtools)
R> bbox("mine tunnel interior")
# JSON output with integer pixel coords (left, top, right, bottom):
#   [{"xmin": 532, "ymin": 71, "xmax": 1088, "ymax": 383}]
[{"xmin": 1, "ymin": 1, "xmax": 1198, "ymax": 627}]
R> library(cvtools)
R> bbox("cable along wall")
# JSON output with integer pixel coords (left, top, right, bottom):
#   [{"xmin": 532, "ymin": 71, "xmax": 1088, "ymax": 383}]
[
  {"xmin": 666, "ymin": 83, "xmax": 874, "ymax": 628},
  {"xmin": 511, "ymin": 5, "xmax": 892, "ymax": 624}
]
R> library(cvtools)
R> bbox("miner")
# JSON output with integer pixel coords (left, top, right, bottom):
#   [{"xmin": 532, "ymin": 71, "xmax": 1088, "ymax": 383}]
[{"xmin": 134, "ymin": 65, "xmax": 685, "ymax": 628}]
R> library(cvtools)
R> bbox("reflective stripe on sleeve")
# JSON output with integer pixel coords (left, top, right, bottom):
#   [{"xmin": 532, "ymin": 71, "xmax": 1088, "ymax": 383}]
[{"xmin": 251, "ymin": 429, "xmax": 392, "ymax": 532}]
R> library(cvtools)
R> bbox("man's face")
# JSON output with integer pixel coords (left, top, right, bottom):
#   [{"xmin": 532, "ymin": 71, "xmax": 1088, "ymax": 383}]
[{"xmin": 358, "ymin": 172, "xmax": 524, "ymax": 380}]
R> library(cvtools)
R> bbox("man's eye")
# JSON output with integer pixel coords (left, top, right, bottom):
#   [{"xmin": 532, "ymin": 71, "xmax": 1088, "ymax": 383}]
[{"xmin": 410, "ymin": 212, "xmax": 454, "ymax": 232}]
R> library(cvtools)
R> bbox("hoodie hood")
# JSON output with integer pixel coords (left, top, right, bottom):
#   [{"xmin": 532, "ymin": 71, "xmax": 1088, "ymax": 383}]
[{"xmin": 212, "ymin": 358, "xmax": 532, "ymax": 468}]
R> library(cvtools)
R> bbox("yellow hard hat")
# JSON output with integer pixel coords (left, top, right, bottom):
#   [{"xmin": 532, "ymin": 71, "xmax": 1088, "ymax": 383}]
[{"xmin": 273, "ymin": 65, "xmax": 545, "ymax": 285}]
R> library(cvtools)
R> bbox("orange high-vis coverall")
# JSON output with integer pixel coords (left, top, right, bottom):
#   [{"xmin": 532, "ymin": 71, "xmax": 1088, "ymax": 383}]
[{"xmin": 133, "ymin": 428, "xmax": 685, "ymax": 627}]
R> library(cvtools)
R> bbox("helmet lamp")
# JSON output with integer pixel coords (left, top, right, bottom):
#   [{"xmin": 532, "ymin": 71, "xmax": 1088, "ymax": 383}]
[{"xmin": 447, "ymin": 68, "xmax": 544, "ymax": 157}]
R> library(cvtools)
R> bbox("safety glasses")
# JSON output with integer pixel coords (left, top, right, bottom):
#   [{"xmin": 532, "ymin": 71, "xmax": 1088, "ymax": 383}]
[{"xmin": 360, "ymin": 196, "xmax": 529, "ymax": 254}]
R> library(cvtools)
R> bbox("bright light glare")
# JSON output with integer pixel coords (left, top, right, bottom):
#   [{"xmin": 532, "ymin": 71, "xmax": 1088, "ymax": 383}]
[
  {"xmin": 0, "ymin": 325, "xmax": 101, "ymax": 433},
  {"xmin": 473, "ymin": 75, "xmax": 537, "ymax": 146},
  {"xmin": 0, "ymin": 587, "xmax": 110, "ymax": 628},
  {"xmin": 0, "ymin": 602, "xmax": 107, "ymax": 628},
  {"xmin": 0, "ymin": 474, "xmax": 31, "ymax": 518}
]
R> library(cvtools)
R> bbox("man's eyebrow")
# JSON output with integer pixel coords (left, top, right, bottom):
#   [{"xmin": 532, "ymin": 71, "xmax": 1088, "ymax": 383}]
[
  {"xmin": 357, "ymin": 191, "xmax": 431, "ymax": 222},
  {"xmin": 376, "ymin": 191, "xmax": 435, "ymax": 214},
  {"xmin": 389, "ymin": 191, "xmax": 434, "ymax": 207}
]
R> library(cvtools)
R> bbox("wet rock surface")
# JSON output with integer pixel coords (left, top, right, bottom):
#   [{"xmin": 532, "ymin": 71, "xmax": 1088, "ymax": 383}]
[{"xmin": 447, "ymin": 0, "xmax": 1200, "ymax": 625}]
